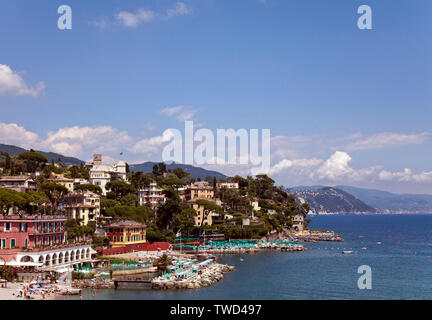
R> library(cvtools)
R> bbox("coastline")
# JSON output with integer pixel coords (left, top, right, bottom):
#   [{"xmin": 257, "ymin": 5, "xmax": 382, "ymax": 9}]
[{"xmin": 0, "ymin": 282, "xmax": 70, "ymax": 300}]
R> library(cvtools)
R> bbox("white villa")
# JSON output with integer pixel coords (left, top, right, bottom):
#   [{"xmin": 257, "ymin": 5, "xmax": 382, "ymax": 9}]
[
  {"xmin": 88, "ymin": 154, "xmax": 127, "ymax": 195},
  {"xmin": 138, "ymin": 182, "xmax": 166, "ymax": 209}
]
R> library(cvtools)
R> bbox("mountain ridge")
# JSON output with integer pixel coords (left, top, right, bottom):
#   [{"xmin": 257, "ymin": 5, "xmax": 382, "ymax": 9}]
[
  {"xmin": 286, "ymin": 186, "xmax": 377, "ymax": 214},
  {"xmin": 129, "ymin": 162, "xmax": 228, "ymax": 180},
  {"xmin": 0, "ymin": 143, "xmax": 83, "ymax": 166}
]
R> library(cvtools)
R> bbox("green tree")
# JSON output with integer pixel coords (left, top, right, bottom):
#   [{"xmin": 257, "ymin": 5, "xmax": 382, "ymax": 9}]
[
  {"xmin": 129, "ymin": 172, "xmax": 153, "ymax": 190},
  {"xmin": 0, "ymin": 188, "xmax": 27, "ymax": 215},
  {"xmin": 156, "ymin": 188, "xmax": 182, "ymax": 230},
  {"xmin": 40, "ymin": 182, "xmax": 69, "ymax": 203},
  {"xmin": 75, "ymin": 184, "xmax": 102, "ymax": 195},
  {"xmin": 174, "ymin": 207, "xmax": 196, "ymax": 236},
  {"xmin": 17, "ymin": 151, "xmax": 48, "ymax": 173},
  {"xmin": 152, "ymin": 163, "xmax": 167, "ymax": 177},
  {"xmin": 105, "ymin": 180, "xmax": 135, "ymax": 200},
  {"xmin": 120, "ymin": 194, "xmax": 138, "ymax": 207},
  {"xmin": 159, "ymin": 177, "xmax": 187, "ymax": 189},
  {"xmin": 105, "ymin": 206, "xmax": 152, "ymax": 223},
  {"xmin": 169, "ymin": 167, "xmax": 190, "ymax": 180}
]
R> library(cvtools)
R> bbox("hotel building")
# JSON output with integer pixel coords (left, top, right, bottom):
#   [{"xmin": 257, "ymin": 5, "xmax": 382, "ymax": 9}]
[
  {"xmin": 104, "ymin": 221, "xmax": 146, "ymax": 248},
  {"xmin": 216, "ymin": 182, "xmax": 239, "ymax": 190},
  {"xmin": 0, "ymin": 215, "xmax": 92, "ymax": 269},
  {"xmin": 138, "ymin": 182, "xmax": 166, "ymax": 209},
  {"xmin": 62, "ymin": 191, "xmax": 101, "ymax": 226},
  {"xmin": 185, "ymin": 181, "xmax": 214, "ymax": 202},
  {"xmin": 88, "ymin": 154, "xmax": 127, "ymax": 195}
]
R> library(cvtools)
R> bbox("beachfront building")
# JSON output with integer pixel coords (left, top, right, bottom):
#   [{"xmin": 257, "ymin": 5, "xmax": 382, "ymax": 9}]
[
  {"xmin": 292, "ymin": 214, "xmax": 305, "ymax": 232},
  {"xmin": 88, "ymin": 154, "xmax": 127, "ymax": 195},
  {"xmin": 216, "ymin": 182, "xmax": 239, "ymax": 190},
  {"xmin": 185, "ymin": 181, "xmax": 214, "ymax": 201},
  {"xmin": 62, "ymin": 191, "xmax": 100, "ymax": 226},
  {"xmin": 189, "ymin": 201, "xmax": 215, "ymax": 227},
  {"xmin": 104, "ymin": 221, "xmax": 146, "ymax": 248},
  {"xmin": 50, "ymin": 174, "xmax": 75, "ymax": 192},
  {"xmin": 0, "ymin": 215, "xmax": 92, "ymax": 270},
  {"xmin": 138, "ymin": 182, "xmax": 166, "ymax": 209},
  {"xmin": 0, "ymin": 176, "xmax": 36, "ymax": 192}
]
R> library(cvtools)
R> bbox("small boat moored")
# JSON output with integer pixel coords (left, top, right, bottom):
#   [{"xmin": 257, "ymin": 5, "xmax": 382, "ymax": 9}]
[{"xmin": 342, "ymin": 250, "xmax": 353, "ymax": 254}]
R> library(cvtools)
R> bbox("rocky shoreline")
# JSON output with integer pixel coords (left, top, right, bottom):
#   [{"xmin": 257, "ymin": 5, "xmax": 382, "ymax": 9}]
[
  {"xmin": 151, "ymin": 263, "xmax": 235, "ymax": 290},
  {"xmin": 72, "ymin": 280, "xmax": 115, "ymax": 290},
  {"xmin": 292, "ymin": 231, "xmax": 344, "ymax": 242}
]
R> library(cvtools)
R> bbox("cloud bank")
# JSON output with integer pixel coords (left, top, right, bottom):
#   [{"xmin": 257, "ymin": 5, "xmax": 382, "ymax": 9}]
[{"xmin": 0, "ymin": 64, "xmax": 45, "ymax": 97}]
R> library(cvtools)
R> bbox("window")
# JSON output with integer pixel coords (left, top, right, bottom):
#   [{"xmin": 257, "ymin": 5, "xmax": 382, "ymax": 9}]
[
  {"xmin": 0, "ymin": 239, "xmax": 5, "ymax": 249},
  {"xmin": 10, "ymin": 239, "xmax": 16, "ymax": 248},
  {"xmin": 4, "ymin": 223, "xmax": 11, "ymax": 232},
  {"xmin": 113, "ymin": 236, "xmax": 117, "ymax": 242},
  {"xmin": 24, "ymin": 238, "xmax": 28, "ymax": 248},
  {"xmin": 120, "ymin": 236, "xmax": 123, "ymax": 242}
]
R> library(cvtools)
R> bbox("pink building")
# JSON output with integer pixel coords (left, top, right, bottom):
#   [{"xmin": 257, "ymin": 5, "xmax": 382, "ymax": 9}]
[
  {"xmin": 0, "ymin": 215, "xmax": 92, "ymax": 269},
  {"xmin": 0, "ymin": 215, "xmax": 67, "ymax": 250}
]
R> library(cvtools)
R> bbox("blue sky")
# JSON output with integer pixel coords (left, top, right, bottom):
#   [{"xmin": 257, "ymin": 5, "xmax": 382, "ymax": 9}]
[{"xmin": 0, "ymin": 0, "xmax": 431, "ymax": 193}]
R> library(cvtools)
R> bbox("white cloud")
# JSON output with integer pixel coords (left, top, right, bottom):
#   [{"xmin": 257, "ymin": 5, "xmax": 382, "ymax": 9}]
[
  {"xmin": 379, "ymin": 168, "xmax": 432, "ymax": 183},
  {"xmin": 268, "ymin": 159, "xmax": 293, "ymax": 176},
  {"xmin": 130, "ymin": 130, "xmax": 174, "ymax": 155},
  {"xmin": 42, "ymin": 126, "xmax": 132, "ymax": 157},
  {"xmin": 310, "ymin": 151, "xmax": 381, "ymax": 183},
  {"xmin": 312, "ymin": 151, "xmax": 354, "ymax": 181},
  {"xmin": 342, "ymin": 132, "xmax": 430, "ymax": 151},
  {"xmin": 116, "ymin": 9, "xmax": 155, "ymax": 27},
  {"xmin": 0, "ymin": 64, "xmax": 45, "ymax": 97},
  {"xmin": 89, "ymin": 17, "xmax": 109, "ymax": 30},
  {"xmin": 0, "ymin": 123, "xmax": 39, "ymax": 148},
  {"xmin": 114, "ymin": 2, "xmax": 192, "ymax": 28},
  {"xmin": 291, "ymin": 158, "xmax": 323, "ymax": 168},
  {"xmin": 161, "ymin": 106, "xmax": 184, "ymax": 117},
  {"xmin": 161, "ymin": 105, "xmax": 197, "ymax": 121},
  {"xmin": 166, "ymin": 2, "xmax": 193, "ymax": 18}
]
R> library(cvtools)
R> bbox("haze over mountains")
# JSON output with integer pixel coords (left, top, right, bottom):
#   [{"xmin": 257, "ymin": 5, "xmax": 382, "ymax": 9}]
[
  {"xmin": 336, "ymin": 185, "xmax": 432, "ymax": 214},
  {"xmin": 288, "ymin": 185, "xmax": 432, "ymax": 214}
]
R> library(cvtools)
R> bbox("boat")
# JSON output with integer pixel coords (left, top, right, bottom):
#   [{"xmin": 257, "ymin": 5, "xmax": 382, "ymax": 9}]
[
  {"xmin": 377, "ymin": 242, "xmax": 382, "ymax": 245},
  {"xmin": 342, "ymin": 250, "xmax": 353, "ymax": 254},
  {"xmin": 361, "ymin": 247, "xmax": 367, "ymax": 250}
]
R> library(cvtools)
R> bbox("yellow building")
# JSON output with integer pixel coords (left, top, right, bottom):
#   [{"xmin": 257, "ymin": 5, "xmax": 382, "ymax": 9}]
[
  {"xmin": 189, "ymin": 201, "xmax": 216, "ymax": 227},
  {"xmin": 104, "ymin": 221, "xmax": 147, "ymax": 248},
  {"xmin": 185, "ymin": 181, "xmax": 214, "ymax": 201},
  {"xmin": 62, "ymin": 191, "xmax": 100, "ymax": 226},
  {"xmin": 50, "ymin": 174, "xmax": 75, "ymax": 192}
]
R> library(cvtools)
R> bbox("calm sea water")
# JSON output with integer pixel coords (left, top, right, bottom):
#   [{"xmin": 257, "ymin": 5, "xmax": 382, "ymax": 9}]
[{"xmin": 72, "ymin": 215, "xmax": 432, "ymax": 300}]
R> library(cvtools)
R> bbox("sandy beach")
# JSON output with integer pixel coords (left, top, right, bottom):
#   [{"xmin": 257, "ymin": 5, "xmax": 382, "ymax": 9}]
[{"xmin": 0, "ymin": 282, "xmax": 62, "ymax": 300}]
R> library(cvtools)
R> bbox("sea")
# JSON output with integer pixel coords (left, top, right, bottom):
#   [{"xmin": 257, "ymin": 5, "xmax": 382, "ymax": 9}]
[{"xmin": 70, "ymin": 214, "xmax": 432, "ymax": 300}]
